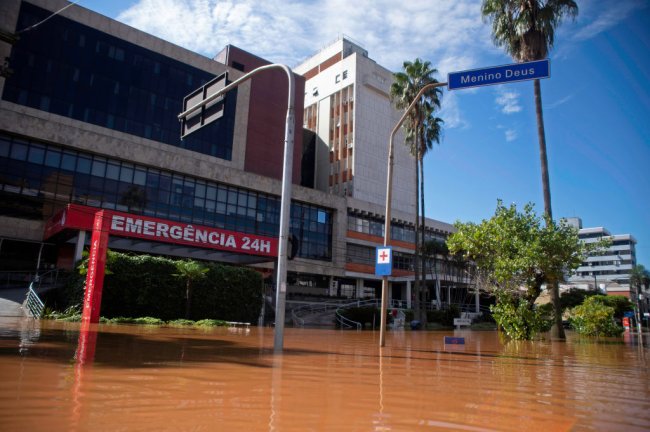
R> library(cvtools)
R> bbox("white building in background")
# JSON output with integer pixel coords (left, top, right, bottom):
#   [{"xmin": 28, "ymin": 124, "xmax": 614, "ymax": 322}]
[
  {"xmin": 294, "ymin": 37, "xmax": 416, "ymax": 214},
  {"xmin": 564, "ymin": 217, "xmax": 637, "ymax": 297}
]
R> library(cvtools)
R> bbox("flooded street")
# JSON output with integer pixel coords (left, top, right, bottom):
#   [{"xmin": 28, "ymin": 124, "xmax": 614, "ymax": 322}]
[{"xmin": 0, "ymin": 317, "xmax": 648, "ymax": 431}]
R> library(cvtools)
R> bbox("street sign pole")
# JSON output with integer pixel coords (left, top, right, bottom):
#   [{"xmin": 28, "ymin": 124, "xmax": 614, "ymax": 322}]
[
  {"xmin": 381, "ymin": 81, "xmax": 447, "ymax": 347},
  {"xmin": 178, "ymin": 64, "xmax": 295, "ymax": 354}
]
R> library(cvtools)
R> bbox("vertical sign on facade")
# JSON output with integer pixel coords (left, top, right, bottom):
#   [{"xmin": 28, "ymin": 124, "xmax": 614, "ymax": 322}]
[
  {"xmin": 81, "ymin": 211, "xmax": 109, "ymax": 330},
  {"xmin": 375, "ymin": 246, "xmax": 393, "ymax": 276}
]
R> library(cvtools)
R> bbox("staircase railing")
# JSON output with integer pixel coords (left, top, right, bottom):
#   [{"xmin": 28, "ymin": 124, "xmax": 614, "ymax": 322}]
[
  {"xmin": 24, "ymin": 282, "xmax": 45, "ymax": 319},
  {"xmin": 291, "ymin": 299, "xmax": 351, "ymax": 327},
  {"xmin": 334, "ymin": 299, "xmax": 407, "ymax": 330}
]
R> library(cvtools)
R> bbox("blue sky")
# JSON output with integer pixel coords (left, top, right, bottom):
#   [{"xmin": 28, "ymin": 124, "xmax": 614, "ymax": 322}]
[{"xmin": 75, "ymin": 0, "xmax": 650, "ymax": 267}]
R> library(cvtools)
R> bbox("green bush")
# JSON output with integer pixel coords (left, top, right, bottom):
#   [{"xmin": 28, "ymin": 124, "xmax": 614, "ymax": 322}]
[
  {"xmin": 53, "ymin": 252, "xmax": 263, "ymax": 323},
  {"xmin": 491, "ymin": 295, "xmax": 551, "ymax": 340},
  {"xmin": 568, "ymin": 297, "xmax": 623, "ymax": 337}
]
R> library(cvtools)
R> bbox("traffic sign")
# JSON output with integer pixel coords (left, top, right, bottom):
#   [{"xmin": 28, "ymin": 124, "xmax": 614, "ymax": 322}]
[
  {"xmin": 375, "ymin": 246, "xmax": 392, "ymax": 276},
  {"xmin": 448, "ymin": 59, "xmax": 550, "ymax": 90},
  {"xmin": 181, "ymin": 72, "xmax": 228, "ymax": 138}
]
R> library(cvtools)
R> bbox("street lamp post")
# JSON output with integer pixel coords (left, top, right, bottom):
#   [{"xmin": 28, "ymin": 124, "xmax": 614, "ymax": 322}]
[
  {"xmin": 380, "ymin": 81, "xmax": 447, "ymax": 348},
  {"xmin": 178, "ymin": 64, "xmax": 295, "ymax": 353}
]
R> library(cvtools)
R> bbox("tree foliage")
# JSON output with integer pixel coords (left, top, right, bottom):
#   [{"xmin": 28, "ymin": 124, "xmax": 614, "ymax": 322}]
[
  {"xmin": 447, "ymin": 201, "xmax": 601, "ymax": 339},
  {"xmin": 481, "ymin": 0, "xmax": 579, "ymax": 339},
  {"xmin": 481, "ymin": 0, "xmax": 578, "ymax": 62}
]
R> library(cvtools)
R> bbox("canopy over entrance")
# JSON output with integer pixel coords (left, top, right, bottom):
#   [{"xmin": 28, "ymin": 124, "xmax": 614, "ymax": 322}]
[{"xmin": 44, "ymin": 204, "xmax": 278, "ymax": 265}]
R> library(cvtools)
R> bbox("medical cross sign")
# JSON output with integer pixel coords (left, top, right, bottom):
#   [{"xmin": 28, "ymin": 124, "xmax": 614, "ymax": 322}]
[{"xmin": 375, "ymin": 246, "xmax": 393, "ymax": 276}]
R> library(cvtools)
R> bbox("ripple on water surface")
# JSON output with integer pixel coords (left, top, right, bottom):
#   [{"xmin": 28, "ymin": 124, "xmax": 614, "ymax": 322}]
[{"xmin": 0, "ymin": 318, "xmax": 648, "ymax": 431}]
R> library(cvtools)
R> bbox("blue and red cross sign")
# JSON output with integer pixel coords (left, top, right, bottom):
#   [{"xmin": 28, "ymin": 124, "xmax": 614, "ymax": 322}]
[{"xmin": 375, "ymin": 246, "xmax": 393, "ymax": 276}]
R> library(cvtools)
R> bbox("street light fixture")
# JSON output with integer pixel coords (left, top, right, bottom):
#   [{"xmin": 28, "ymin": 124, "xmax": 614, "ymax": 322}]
[
  {"xmin": 178, "ymin": 64, "xmax": 295, "ymax": 353},
  {"xmin": 380, "ymin": 81, "xmax": 447, "ymax": 348}
]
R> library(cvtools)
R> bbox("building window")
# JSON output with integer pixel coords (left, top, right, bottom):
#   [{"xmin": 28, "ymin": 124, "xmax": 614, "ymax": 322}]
[
  {"xmin": 3, "ymin": 2, "xmax": 235, "ymax": 161},
  {"xmin": 0, "ymin": 133, "xmax": 333, "ymax": 261}
]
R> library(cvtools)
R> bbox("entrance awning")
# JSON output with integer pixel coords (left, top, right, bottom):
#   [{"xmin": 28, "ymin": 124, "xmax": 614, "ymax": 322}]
[{"xmin": 44, "ymin": 204, "xmax": 278, "ymax": 265}]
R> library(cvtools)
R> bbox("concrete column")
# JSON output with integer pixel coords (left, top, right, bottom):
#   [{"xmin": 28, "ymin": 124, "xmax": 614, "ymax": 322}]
[
  {"xmin": 356, "ymin": 279, "xmax": 363, "ymax": 299},
  {"xmin": 406, "ymin": 280, "xmax": 412, "ymax": 309},
  {"xmin": 475, "ymin": 288, "xmax": 480, "ymax": 314},
  {"xmin": 74, "ymin": 231, "xmax": 86, "ymax": 264},
  {"xmin": 329, "ymin": 276, "xmax": 337, "ymax": 297}
]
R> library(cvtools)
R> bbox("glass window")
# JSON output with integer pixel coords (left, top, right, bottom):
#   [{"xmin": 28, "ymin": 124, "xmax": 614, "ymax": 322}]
[
  {"xmin": 5, "ymin": 2, "xmax": 235, "ymax": 162},
  {"xmin": 76, "ymin": 156, "xmax": 91, "ymax": 174},
  {"xmin": 45, "ymin": 149, "xmax": 61, "ymax": 168},
  {"xmin": 106, "ymin": 162, "xmax": 120, "ymax": 180},
  {"xmin": 0, "ymin": 137, "xmax": 10, "ymax": 157},
  {"xmin": 120, "ymin": 164, "xmax": 134, "ymax": 183},
  {"xmin": 206, "ymin": 185, "xmax": 217, "ymax": 201},
  {"xmin": 28, "ymin": 144, "xmax": 45, "ymax": 164},
  {"xmin": 61, "ymin": 151, "xmax": 76, "ymax": 171},
  {"xmin": 133, "ymin": 168, "xmax": 146, "ymax": 185},
  {"xmin": 91, "ymin": 158, "xmax": 106, "ymax": 177},
  {"xmin": 10, "ymin": 142, "xmax": 28, "ymax": 160}
]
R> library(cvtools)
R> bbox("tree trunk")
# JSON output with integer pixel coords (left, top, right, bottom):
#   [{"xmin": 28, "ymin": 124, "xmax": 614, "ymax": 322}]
[
  {"xmin": 419, "ymin": 155, "xmax": 428, "ymax": 325},
  {"xmin": 534, "ymin": 79, "xmax": 553, "ymax": 221},
  {"xmin": 534, "ymin": 78, "xmax": 565, "ymax": 339},
  {"xmin": 413, "ymin": 130, "xmax": 421, "ymax": 322}
]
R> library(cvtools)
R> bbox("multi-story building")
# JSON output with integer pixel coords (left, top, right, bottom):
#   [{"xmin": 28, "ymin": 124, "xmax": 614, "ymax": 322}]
[
  {"xmin": 0, "ymin": 0, "xmax": 465, "ymax": 311},
  {"xmin": 294, "ymin": 37, "xmax": 415, "ymax": 214},
  {"xmin": 565, "ymin": 217, "xmax": 637, "ymax": 297}
]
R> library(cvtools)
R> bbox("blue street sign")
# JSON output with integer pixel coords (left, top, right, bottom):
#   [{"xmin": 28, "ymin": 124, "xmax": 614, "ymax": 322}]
[
  {"xmin": 375, "ymin": 246, "xmax": 393, "ymax": 276},
  {"xmin": 448, "ymin": 59, "xmax": 550, "ymax": 90},
  {"xmin": 444, "ymin": 336, "xmax": 465, "ymax": 345}
]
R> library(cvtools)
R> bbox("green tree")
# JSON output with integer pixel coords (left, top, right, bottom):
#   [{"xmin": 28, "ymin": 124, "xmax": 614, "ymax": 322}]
[
  {"xmin": 390, "ymin": 58, "xmax": 443, "ymax": 324},
  {"xmin": 560, "ymin": 287, "xmax": 598, "ymax": 312},
  {"xmin": 174, "ymin": 259, "xmax": 209, "ymax": 320},
  {"xmin": 447, "ymin": 201, "xmax": 596, "ymax": 340},
  {"xmin": 481, "ymin": 0, "xmax": 579, "ymax": 339}
]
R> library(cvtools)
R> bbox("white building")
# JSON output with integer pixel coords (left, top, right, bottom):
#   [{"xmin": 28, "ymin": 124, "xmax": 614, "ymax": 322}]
[
  {"xmin": 565, "ymin": 218, "xmax": 637, "ymax": 297},
  {"xmin": 294, "ymin": 37, "xmax": 416, "ymax": 214}
]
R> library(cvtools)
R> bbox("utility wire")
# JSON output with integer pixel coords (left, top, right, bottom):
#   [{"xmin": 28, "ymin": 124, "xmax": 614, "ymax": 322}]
[{"xmin": 16, "ymin": 1, "xmax": 80, "ymax": 35}]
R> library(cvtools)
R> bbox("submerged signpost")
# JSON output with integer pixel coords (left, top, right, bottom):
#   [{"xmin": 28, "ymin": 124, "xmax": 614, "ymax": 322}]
[{"xmin": 380, "ymin": 59, "xmax": 550, "ymax": 348}]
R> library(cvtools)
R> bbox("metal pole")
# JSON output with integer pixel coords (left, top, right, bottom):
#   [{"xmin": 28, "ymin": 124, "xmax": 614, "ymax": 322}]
[
  {"xmin": 380, "ymin": 81, "xmax": 447, "ymax": 347},
  {"xmin": 178, "ymin": 64, "xmax": 295, "ymax": 353}
]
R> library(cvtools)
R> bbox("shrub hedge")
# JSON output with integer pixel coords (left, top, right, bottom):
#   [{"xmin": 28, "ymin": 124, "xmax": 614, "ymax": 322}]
[{"xmin": 56, "ymin": 252, "xmax": 263, "ymax": 323}]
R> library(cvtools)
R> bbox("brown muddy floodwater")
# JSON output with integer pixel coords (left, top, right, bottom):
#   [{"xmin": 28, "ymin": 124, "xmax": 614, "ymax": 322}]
[{"xmin": 0, "ymin": 317, "xmax": 649, "ymax": 432}]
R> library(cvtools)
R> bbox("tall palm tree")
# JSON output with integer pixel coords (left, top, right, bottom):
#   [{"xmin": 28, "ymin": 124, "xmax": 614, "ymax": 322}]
[
  {"xmin": 481, "ymin": 0, "xmax": 578, "ymax": 339},
  {"xmin": 390, "ymin": 59, "xmax": 443, "ymax": 323}
]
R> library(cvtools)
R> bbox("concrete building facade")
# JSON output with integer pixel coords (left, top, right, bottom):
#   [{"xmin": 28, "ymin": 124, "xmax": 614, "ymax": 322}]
[
  {"xmin": 0, "ymin": 1, "xmax": 465, "ymax": 311},
  {"xmin": 565, "ymin": 217, "xmax": 637, "ymax": 297},
  {"xmin": 294, "ymin": 37, "xmax": 415, "ymax": 214}
]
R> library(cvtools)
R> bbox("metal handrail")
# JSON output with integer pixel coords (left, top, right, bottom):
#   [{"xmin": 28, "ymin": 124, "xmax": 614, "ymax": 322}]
[
  {"xmin": 291, "ymin": 300, "xmax": 350, "ymax": 327},
  {"xmin": 334, "ymin": 299, "xmax": 407, "ymax": 330},
  {"xmin": 24, "ymin": 282, "xmax": 45, "ymax": 318}
]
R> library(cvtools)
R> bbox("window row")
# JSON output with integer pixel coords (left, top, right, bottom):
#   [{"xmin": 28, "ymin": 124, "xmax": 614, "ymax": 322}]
[
  {"xmin": 4, "ymin": 2, "xmax": 234, "ymax": 160},
  {"xmin": 0, "ymin": 134, "xmax": 332, "ymax": 261}
]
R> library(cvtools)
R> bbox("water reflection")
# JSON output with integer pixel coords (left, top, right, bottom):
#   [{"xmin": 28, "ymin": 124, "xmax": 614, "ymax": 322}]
[{"xmin": 0, "ymin": 318, "xmax": 648, "ymax": 431}]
